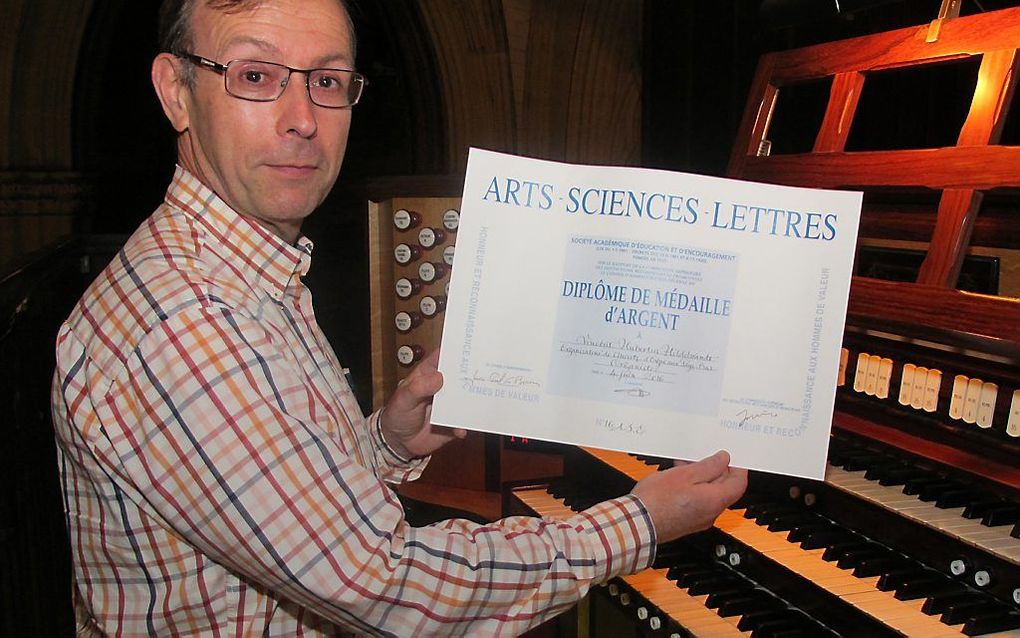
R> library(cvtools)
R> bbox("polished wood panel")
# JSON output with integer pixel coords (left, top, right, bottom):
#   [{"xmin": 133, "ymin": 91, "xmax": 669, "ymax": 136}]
[
  {"xmin": 767, "ymin": 9, "xmax": 1020, "ymax": 82},
  {"xmin": 846, "ymin": 278, "xmax": 1020, "ymax": 346},
  {"xmin": 736, "ymin": 147, "xmax": 1020, "ymax": 190}
]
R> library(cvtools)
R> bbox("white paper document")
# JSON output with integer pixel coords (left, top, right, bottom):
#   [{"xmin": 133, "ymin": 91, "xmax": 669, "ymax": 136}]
[{"xmin": 432, "ymin": 149, "xmax": 862, "ymax": 479}]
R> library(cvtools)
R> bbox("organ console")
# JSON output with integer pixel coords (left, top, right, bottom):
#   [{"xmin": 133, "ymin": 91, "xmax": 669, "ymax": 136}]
[{"xmin": 503, "ymin": 5, "xmax": 1020, "ymax": 636}]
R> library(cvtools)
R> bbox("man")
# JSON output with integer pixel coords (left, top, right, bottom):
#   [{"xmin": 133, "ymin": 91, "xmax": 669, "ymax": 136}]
[{"xmin": 51, "ymin": 0, "xmax": 748, "ymax": 635}]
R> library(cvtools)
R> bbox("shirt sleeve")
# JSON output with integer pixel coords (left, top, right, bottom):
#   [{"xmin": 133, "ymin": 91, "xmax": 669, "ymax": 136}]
[
  {"xmin": 95, "ymin": 305, "xmax": 656, "ymax": 636},
  {"xmin": 364, "ymin": 405, "xmax": 429, "ymax": 483}
]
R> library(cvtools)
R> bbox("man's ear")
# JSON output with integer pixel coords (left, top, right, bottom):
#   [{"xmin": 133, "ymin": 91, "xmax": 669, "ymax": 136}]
[{"xmin": 151, "ymin": 53, "xmax": 191, "ymax": 133}]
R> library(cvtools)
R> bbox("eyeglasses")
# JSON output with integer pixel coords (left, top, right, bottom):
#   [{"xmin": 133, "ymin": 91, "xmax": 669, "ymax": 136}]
[{"xmin": 179, "ymin": 53, "xmax": 366, "ymax": 108}]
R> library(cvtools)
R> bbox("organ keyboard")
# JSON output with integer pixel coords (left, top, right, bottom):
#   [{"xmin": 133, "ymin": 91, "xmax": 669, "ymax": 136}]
[
  {"xmin": 510, "ymin": 427, "xmax": 1020, "ymax": 636},
  {"xmin": 508, "ymin": 279, "xmax": 1020, "ymax": 637}
]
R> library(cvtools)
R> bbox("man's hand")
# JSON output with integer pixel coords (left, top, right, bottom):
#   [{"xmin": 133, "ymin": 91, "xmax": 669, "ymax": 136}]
[
  {"xmin": 631, "ymin": 450, "xmax": 748, "ymax": 543},
  {"xmin": 380, "ymin": 349, "xmax": 466, "ymax": 459}
]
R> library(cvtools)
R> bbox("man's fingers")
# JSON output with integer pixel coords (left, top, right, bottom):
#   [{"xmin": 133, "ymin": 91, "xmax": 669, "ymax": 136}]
[
  {"xmin": 715, "ymin": 467, "xmax": 749, "ymax": 499},
  {"xmin": 420, "ymin": 348, "xmax": 440, "ymax": 369},
  {"xmin": 680, "ymin": 450, "xmax": 731, "ymax": 483},
  {"xmin": 396, "ymin": 366, "xmax": 443, "ymax": 407}
]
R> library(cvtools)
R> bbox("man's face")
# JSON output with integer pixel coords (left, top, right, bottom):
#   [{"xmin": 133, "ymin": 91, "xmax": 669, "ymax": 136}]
[{"xmin": 177, "ymin": 0, "xmax": 354, "ymax": 240}]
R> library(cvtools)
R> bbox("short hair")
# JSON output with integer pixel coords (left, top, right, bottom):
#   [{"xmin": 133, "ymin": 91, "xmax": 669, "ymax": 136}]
[{"xmin": 158, "ymin": 0, "xmax": 356, "ymax": 85}]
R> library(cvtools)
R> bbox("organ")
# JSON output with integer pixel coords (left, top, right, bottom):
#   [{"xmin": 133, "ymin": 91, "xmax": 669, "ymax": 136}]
[
  {"xmin": 501, "ymin": 4, "xmax": 1020, "ymax": 636},
  {"xmin": 361, "ymin": 4, "xmax": 1020, "ymax": 636}
]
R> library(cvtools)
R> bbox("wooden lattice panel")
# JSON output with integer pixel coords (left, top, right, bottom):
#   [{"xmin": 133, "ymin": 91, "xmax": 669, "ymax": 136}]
[{"xmin": 728, "ymin": 7, "xmax": 1020, "ymax": 292}]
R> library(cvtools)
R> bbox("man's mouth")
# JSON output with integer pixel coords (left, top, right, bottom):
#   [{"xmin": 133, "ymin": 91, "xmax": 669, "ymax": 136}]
[{"xmin": 266, "ymin": 164, "xmax": 318, "ymax": 177}]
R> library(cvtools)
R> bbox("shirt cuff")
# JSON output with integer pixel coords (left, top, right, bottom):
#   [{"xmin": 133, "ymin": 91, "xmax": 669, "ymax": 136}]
[
  {"xmin": 370, "ymin": 409, "xmax": 429, "ymax": 483},
  {"xmin": 575, "ymin": 493, "xmax": 656, "ymax": 584}
]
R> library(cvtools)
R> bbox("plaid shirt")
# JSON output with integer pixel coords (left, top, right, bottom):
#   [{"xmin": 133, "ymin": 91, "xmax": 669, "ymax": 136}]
[{"xmin": 51, "ymin": 166, "xmax": 655, "ymax": 637}]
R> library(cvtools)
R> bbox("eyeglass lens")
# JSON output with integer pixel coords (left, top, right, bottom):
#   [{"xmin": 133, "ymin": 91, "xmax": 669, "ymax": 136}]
[{"xmin": 224, "ymin": 60, "xmax": 363, "ymax": 107}]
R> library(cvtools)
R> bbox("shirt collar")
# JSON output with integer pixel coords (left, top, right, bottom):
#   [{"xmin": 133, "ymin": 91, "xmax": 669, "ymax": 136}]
[{"xmin": 164, "ymin": 165, "xmax": 313, "ymax": 300}]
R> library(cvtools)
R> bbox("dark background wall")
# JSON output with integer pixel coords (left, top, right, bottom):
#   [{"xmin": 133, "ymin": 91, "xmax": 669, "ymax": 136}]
[{"xmin": 3, "ymin": 0, "xmax": 1020, "ymax": 634}]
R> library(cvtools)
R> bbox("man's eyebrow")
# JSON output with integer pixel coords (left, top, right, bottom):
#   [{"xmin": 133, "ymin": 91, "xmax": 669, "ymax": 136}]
[
  {"xmin": 221, "ymin": 36, "xmax": 281, "ymax": 57},
  {"xmin": 313, "ymin": 53, "xmax": 355, "ymax": 69},
  {"xmin": 222, "ymin": 36, "xmax": 353, "ymax": 68}
]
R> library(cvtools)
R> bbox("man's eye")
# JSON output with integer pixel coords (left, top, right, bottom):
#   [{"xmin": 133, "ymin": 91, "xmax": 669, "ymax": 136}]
[
  {"xmin": 314, "ymin": 73, "xmax": 344, "ymax": 91},
  {"xmin": 242, "ymin": 70, "xmax": 266, "ymax": 84}
]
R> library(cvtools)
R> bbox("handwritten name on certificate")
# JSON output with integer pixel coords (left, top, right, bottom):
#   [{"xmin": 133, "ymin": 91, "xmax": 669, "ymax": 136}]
[{"xmin": 431, "ymin": 149, "xmax": 862, "ymax": 479}]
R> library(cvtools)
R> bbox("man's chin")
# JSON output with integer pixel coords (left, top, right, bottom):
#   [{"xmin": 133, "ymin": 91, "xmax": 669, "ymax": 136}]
[{"xmin": 265, "ymin": 193, "xmax": 327, "ymax": 221}]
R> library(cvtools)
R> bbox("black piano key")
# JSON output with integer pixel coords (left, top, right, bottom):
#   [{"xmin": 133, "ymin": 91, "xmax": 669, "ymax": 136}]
[
  {"xmin": 766, "ymin": 513, "xmax": 818, "ymax": 533},
  {"xmin": 840, "ymin": 451, "xmax": 884, "ymax": 472},
  {"xmin": 676, "ymin": 568, "xmax": 722, "ymax": 588},
  {"xmin": 549, "ymin": 483, "xmax": 599, "ymax": 510},
  {"xmin": 875, "ymin": 567, "xmax": 928, "ymax": 592},
  {"xmin": 863, "ymin": 459, "xmax": 907, "ymax": 481},
  {"xmin": 981, "ymin": 504, "xmax": 1020, "ymax": 527},
  {"xmin": 800, "ymin": 528, "xmax": 856, "ymax": 551},
  {"xmin": 547, "ymin": 481, "xmax": 573, "ymax": 500},
  {"xmin": 826, "ymin": 445, "xmax": 854, "ymax": 467},
  {"xmin": 821, "ymin": 540, "xmax": 874, "ymax": 563},
  {"xmin": 566, "ymin": 496, "xmax": 602, "ymax": 511},
  {"xmin": 903, "ymin": 474, "xmax": 946, "ymax": 496},
  {"xmin": 752, "ymin": 504, "xmax": 803, "ymax": 526},
  {"xmin": 941, "ymin": 600, "xmax": 1006, "ymax": 627},
  {"xmin": 687, "ymin": 574, "xmax": 746, "ymax": 596},
  {"xmin": 893, "ymin": 576, "xmax": 958, "ymax": 601},
  {"xmin": 634, "ymin": 454, "xmax": 673, "ymax": 471},
  {"xmin": 665, "ymin": 561, "xmax": 712, "ymax": 582},
  {"xmin": 751, "ymin": 618, "xmax": 807, "ymax": 638},
  {"xmin": 704, "ymin": 584, "xmax": 756, "ymax": 609},
  {"xmin": 681, "ymin": 569, "xmax": 733, "ymax": 588},
  {"xmin": 786, "ymin": 522, "xmax": 834, "ymax": 543},
  {"xmin": 852, "ymin": 555, "xmax": 913, "ymax": 578},
  {"xmin": 742, "ymin": 502, "xmax": 774, "ymax": 520},
  {"xmin": 716, "ymin": 593, "xmax": 777, "ymax": 618},
  {"xmin": 876, "ymin": 465, "xmax": 927, "ymax": 487},
  {"xmin": 651, "ymin": 543, "xmax": 690, "ymax": 568},
  {"xmin": 835, "ymin": 546, "xmax": 889, "ymax": 570},
  {"xmin": 738, "ymin": 610, "xmax": 790, "ymax": 632},
  {"xmin": 921, "ymin": 590, "xmax": 985, "ymax": 615},
  {"xmin": 915, "ymin": 479, "xmax": 963, "ymax": 503},
  {"xmin": 934, "ymin": 487, "xmax": 978, "ymax": 510},
  {"xmin": 962, "ymin": 610, "xmax": 1020, "ymax": 636},
  {"xmin": 962, "ymin": 498, "xmax": 1008, "ymax": 520}
]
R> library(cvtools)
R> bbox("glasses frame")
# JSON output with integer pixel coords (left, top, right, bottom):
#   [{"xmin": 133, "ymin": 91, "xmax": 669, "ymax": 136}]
[{"xmin": 178, "ymin": 53, "xmax": 366, "ymax": 108}]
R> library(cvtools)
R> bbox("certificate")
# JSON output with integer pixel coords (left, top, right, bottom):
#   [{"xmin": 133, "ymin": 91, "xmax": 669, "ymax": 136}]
[{"xmin": 431, "ymin": 149, "xmax": 861, "ymax": 479}]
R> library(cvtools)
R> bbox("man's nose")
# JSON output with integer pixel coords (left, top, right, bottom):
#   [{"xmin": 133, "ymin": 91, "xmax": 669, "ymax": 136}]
[{"xmin": 276, "ymin": 72, "xmax": 318, "ymax": 138}]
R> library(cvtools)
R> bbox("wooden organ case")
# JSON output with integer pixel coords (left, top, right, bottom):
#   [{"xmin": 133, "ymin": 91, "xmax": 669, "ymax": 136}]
[{"xmin": 506, "ymin": 5, "xmax": 1020, "ymax": 638}]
